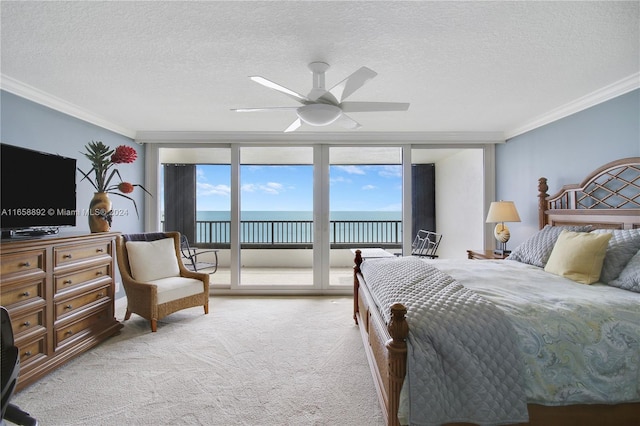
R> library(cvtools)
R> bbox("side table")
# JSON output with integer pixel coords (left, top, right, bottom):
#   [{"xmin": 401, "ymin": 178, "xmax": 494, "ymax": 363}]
[{"xmin": 467, "ymin": 249, "xmax": 509, "ymax": 260}]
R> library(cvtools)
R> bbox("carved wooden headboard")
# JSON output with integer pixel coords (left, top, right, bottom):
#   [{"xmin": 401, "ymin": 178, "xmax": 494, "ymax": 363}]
[{"xmin": 538, "ymin": 157, "xmax": 640, "ymax": 230}]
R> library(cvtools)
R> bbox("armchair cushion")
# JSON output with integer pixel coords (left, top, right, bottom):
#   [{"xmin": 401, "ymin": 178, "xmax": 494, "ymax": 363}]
[
  {"xmin": 126, "ymin": 237, "xmax": 180, "ymax": 282},
  {"xmin": 149, "ymin": 276, "xmax": 207, "ymax": 304}
]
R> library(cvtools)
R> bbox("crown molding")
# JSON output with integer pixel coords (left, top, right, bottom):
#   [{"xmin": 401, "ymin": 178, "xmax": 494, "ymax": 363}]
[
  {"xmin": 3, "ymin": 72, "xmax": 636, "ymax": 143},
  {"xmin": 0, "ymin": 74, "xmax": 137, "ymax": 139},
  {"xmin": 505, "ymin": 72, "xmax": 640, "ymax": 140},
  {"xmin": 134, "ymin": 130, "xmax": 505, "ymax": 144}
]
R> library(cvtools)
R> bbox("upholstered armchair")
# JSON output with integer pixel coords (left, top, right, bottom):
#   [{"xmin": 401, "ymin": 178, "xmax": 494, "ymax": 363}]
[{"xmin": 115, "ymin": 232, "xmax": 210, "ymax": 332}]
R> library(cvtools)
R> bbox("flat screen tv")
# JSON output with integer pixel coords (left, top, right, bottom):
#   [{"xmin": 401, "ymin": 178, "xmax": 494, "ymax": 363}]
[{"xmin": 1, "ymin": 143, "xmax": 77, "ymax": 233}]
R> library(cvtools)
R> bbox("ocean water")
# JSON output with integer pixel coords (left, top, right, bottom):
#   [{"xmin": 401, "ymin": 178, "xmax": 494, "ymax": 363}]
[
  {"xmin": 197, "ymin": 210, "xmax": 401, "ymax": 221},
  {"xmin": 195, "ymin": 211, "xmax": 402, "ymax": 244}
]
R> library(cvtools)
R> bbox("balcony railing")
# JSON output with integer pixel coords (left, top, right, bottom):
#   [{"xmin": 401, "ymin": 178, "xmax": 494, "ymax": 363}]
[{"xmin": 194, "ymin": 219, "xmax": 402, "ymax": 249}]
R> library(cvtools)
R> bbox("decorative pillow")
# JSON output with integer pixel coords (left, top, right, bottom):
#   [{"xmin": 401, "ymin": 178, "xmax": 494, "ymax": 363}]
[
  {"xmin": 608, "ymin": 249, "xmax": 640, "ymax": 293},
  {"xmin": 507, "ymin": 225, "xmax": 592, "ymax": 268},
  {"xmin": 544, "ymin": 230, "xmax": 612, "ymax": 284},
  {"xmin": 591, "ymin": 228, "xmax": 640, "ymax": 283},
  {"xmin": 126, "ymin": 238, "xmax": 180, "ymax": 282}
]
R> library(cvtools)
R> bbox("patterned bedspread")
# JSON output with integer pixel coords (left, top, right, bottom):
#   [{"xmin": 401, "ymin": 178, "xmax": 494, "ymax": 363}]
[
  {"xmin": 360, "ymin": 256, "xmax": 640, "ymax": 426},
  {"xmin": 430, "ymin": 258, "xmax": 640, "ymax": 405},
  {"xmin": 360, "ymin": 257, "xmax": 529, "ymax": 426}
]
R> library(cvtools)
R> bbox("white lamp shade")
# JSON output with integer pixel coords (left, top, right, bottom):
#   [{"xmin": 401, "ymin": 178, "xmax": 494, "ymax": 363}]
[{"xmin": 485, "ymin": 201, "xmax": 521, "ymax": 223}]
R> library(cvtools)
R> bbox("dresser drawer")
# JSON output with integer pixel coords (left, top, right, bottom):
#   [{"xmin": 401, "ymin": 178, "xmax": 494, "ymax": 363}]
[
  {"xmin": 54, "ymin": 241, "xmax": 111, "ymax": 268},
  {"xmin": 55, "ymin": 306, "xmax": 111, "ymax": 349},
  {"xmin": 18, "ymin": 334, "xmax": 47, "ymax": 371},
  {"xmin": 54, "ymin": 285, "xmax": 111, "ymax": 321},
  {"xmin": 10, "ymin": 307, "xmax": 46, "ymax": 339},
  {"xmin": 54, "ymin": 264, "xmax": 110, "ymax": 295},
  {"xmin": 0, "ymin": 279, "xmax": 45, "ymax": 308},
  {"xmin": 0, "ymin": 249, "xmax": 45, "ymax": 278}
]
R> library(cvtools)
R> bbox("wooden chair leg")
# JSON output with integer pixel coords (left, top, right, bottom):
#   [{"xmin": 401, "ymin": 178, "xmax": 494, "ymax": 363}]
[
  {"xmin": 150, "ymin": 319, "xmax": 157, "ymax": 332},
  {"xmin": 204, "ymin": 303, "xmax": 209, "ymax": 315},
  {"xmin": 124, "ymin": 309, "xmax": 132, "ymax": 320}
]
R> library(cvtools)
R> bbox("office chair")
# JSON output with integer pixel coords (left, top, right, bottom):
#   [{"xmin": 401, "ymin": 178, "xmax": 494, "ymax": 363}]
[{"xmin": 1, "ymin": 307, "xmax": 38, "ymax": 426}]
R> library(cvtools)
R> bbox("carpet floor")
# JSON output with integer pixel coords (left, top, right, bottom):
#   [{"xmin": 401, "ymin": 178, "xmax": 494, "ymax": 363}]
[{"xmin": 11, "ymin": 296, "xmax": 384, "ymax": 426}]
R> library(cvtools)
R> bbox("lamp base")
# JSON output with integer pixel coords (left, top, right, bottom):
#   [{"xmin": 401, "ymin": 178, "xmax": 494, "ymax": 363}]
[
  {"xmin": 493, "ymin": 249, "xmax": 511, "ymax": 256},
  {"xmin": 494, "ymin": 239, "xmax": 511, "ymax": 256}
]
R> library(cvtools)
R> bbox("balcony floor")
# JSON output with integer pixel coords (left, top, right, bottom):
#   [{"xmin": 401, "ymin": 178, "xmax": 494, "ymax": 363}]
[{"xmin": 200, "ymin": 266, "xmax": 355, "ymax": 287}]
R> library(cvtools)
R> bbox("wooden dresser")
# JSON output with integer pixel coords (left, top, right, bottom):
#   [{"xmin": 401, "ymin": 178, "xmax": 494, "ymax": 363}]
[{"xmin": 0, "ymin": 232, "xmax": 122, "ymax": 391}]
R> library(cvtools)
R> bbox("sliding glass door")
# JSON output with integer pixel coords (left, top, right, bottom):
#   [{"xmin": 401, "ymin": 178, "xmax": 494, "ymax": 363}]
[
  {"xmin": 238, "ymin": 147, "xmax": 314, "ymax": 288},
  {"xmin": 328, "ymin": 147, "xmax": 403, "ymax": 287}
]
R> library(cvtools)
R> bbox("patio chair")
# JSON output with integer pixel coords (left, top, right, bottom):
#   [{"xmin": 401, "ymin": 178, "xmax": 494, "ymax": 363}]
[
  {"xmin": 411, "ymin": 230, "xmax": 442, "ymax": 259},
  {"xmin": 115, "ymin": 232, "xmax": 210, "ymax": 332},
  {"xmin": 180, "ymin": 235, "xmax": 219, "ymax": 273}
]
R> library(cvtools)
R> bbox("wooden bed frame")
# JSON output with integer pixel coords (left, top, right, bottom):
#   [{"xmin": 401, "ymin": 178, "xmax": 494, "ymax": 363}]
[{"xmin": 353, "ymin": 157, "xmax": 640, "ymax": 426}]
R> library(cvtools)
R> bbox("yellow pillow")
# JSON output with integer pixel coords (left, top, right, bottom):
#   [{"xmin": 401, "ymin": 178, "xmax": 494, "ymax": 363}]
[{"xmin": 544, "ymin": 230, "xmax": 612, "ymax": 284}]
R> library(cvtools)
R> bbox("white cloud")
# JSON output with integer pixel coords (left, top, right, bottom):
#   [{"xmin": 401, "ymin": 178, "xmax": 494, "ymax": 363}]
[
  {"xmin": 197, "ymin": 182, "xmax": 230, "ymax": 197},
  {"xmin": 262, "ymin": 182, "xmax": 283, "ymax": 194},
  {"xmin": 362, "ymin": 184, "xmax": 376, "ymax": 190},
  {"xmin": 241, "ymin": 182, "xmax": 286, "ymax": 195},
  {"xmin": 241, "ymin": 183, "xmax": 257, "ymax": 192},
  {"xmin": 378, "ymin": 165, "xmax": 402, "ymax": 178},
  {"xmin": 336, "ymin": 165, "xmax": 366, "ymax": 175}
]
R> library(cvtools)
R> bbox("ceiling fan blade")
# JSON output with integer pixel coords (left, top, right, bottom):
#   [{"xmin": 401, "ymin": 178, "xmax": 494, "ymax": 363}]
[
  {"xmin": 231, "ymin": 107, "xmax": 299, "ymax": 113},
  {"xmin": 284, "ymin": 118, "xmax": 302, "ymax": 133},
  {"xmin": 327, "ymin": 67, "xmax": 378, "ymax": 103},
  {"xmin": 340, "ymin": 102, "xmax": 410, "ymax": 112},
  {"xmin": 250, "ymin": 76, "xmax": 310, "ymax": 104},
  {"xmin": 335, "ymin": 113, "xmax": 362, "ymax": 130}
]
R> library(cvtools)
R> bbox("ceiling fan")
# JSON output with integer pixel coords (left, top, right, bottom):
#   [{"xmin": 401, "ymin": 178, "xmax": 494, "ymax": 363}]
[{"xmin": 231, "ymin": 62, "xmax": 410, "ymax": 132}]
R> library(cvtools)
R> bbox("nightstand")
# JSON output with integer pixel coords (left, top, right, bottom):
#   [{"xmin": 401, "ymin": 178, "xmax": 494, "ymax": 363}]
[{"xmin": 467, "ymin": 249, "xmax": 509, "ymax": 260}]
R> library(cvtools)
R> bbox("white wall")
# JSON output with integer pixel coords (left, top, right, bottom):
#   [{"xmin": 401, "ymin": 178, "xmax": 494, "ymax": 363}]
[{"xmin": 435, "ymin": 149, "xmax": 485, "ymax": 259}]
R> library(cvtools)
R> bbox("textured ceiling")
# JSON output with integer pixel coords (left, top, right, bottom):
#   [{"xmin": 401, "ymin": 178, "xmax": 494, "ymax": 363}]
[{"xmin": 1, "ymin": 1, "xmax": 638, "ymax": 139}]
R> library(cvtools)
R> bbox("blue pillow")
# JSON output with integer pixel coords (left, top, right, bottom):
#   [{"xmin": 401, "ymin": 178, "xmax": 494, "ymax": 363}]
[
  {"xmin": 608, "ymin": 249, "xmax": 640, "ymax": 293},
  {"xmin": 592, "ymin": 229, "xmax": 640, "ymax": 283},
  {"xmin": 507, "ymin": 225, "xmax": 592, "ymax": 268}
]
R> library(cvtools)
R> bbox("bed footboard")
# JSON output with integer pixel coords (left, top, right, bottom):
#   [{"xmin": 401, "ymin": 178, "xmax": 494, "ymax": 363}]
[{"xmin": 354, "ymin": 250, "xmax": 408, "ymax": 426}]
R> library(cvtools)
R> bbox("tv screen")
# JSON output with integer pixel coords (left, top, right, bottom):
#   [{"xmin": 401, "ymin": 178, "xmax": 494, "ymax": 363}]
[{"xmin": 1, "ymin": 143, "xmax": 77, "ymax": 230}]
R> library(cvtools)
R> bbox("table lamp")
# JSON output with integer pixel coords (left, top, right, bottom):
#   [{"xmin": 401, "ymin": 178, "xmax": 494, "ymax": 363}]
[{"xmin": 485, "ymin": 201, "xmax": 521, "ymax": 255}]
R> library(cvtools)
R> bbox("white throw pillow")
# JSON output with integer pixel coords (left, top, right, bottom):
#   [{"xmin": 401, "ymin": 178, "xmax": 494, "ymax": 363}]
[{"xmin": 126, "ymin": 238, "xmax": 180, "ymax": 282}]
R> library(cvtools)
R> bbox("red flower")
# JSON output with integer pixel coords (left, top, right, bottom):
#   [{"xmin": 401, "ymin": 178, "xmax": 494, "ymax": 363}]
[
  {"xmin": 111, "ymin": 145, "xmax": 137, "ymax": 164},
  {"xmin": 118, "ymin": 182, "xmax": 134, "ymax": 194}
]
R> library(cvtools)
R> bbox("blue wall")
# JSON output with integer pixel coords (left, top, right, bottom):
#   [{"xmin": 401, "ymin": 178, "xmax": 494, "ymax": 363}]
[
  {"xmin": 496, "ymin": 89, "xmax": 640, "ymax": 247},
  {"xmin": 1, "ymin": 90, "xmax": 147, "ymax": 235}
]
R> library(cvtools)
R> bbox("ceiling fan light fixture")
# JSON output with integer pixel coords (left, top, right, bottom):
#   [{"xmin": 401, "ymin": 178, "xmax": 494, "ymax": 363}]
[{"xmin": 296, "ymin": 104, "xmax": 342, "ymax": 126}]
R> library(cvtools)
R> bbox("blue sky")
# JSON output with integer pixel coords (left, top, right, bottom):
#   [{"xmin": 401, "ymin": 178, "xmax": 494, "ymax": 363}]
[{"xmin": 193, "ymin": 164, "xmax": 402, "ymax": 211}]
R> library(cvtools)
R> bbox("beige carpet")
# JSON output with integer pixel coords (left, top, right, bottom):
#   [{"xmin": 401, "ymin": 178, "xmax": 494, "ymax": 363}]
[{"xmin": 12, "ymin": 296, "xmax": 384, "ymax": 426}]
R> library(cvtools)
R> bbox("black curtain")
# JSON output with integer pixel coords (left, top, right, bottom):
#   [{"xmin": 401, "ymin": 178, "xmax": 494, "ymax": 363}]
[
  {"xmin": 163, "ymin": 164, "xmax": 196, "ymax": 243},
  {"xmin": 411, "ymin": 163, "xmax": 436, "ymax": 239}
]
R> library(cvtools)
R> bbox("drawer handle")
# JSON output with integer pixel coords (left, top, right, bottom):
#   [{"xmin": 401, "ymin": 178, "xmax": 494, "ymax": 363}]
[
  {"xmin": 64, "ymin": 304, "xmax": 73, "ymax": 310},
  {"xmin": 96, "ymin": 271, "xmax": 104, "ymax": 276},
  {"xmin": 22, "ymin": 321, "xmax": 31, "ymax": 327},
  {"xmin": 97, "ymin": 292, "xmax": 104, "ymax": 298},
  {"xmin": 96, "ymin": 248, "xmax": 105, "ymax": 253},
  {"xmin": 63, "ymin": 254, "xmax": 73, "ymax": 259},
  {"xmin": 20, "ymin": 261, "xmax": 31, "ymax": 267},
  {"xmin": 65, "ymin": 330, "xmax": 74, "ymax": 336},
  {"xmin": 21, "ymin": 291, "xmax": 30, "ymax": 297},
  {"xmin": 64, "ymin": 279, "xmax": 73, "ymax": 285},
  {"xmin": 24, "ymin": 350, "xmax": 32, "ymax": 357}
]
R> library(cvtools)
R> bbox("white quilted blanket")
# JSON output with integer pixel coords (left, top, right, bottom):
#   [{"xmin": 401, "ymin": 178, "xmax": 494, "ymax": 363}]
[{"xmin": 360, "ymin": 257, "xmax": 529, "ymax": 426}]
